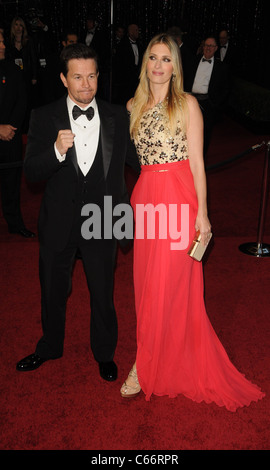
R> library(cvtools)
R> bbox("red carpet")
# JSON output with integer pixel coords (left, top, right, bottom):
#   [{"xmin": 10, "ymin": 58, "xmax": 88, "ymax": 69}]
[{"xmin": 0, "ymin": 115, "xmax": 269, "ymax": 453}]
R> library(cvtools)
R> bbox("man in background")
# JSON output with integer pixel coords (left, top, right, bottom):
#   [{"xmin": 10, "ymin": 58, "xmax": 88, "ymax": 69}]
[
  {"xmin": 184, "ymin": 35, "xmax": 229, "ymax": 155},
  {"xmin": 0, "ymin": 31, "xmax": 35, "ymax": 237}
]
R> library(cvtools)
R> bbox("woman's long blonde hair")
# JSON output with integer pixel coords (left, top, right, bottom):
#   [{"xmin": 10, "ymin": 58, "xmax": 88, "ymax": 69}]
[{"xmin": 130, "ymin": 33, "xmax": 188, "ymax": 140}]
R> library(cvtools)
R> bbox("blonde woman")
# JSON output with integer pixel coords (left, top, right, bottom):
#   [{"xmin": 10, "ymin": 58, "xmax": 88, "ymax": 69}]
[
  {"xmin": 120, "ymin": 33, "xmax": 264, "ymax": 411},
  {"xmin": 10, "ymin": 17, "xmax": 29, "ymax": 49},
  {"xmin": 9, "ymin": 17, "xmax": 38, "ymax": 84}
]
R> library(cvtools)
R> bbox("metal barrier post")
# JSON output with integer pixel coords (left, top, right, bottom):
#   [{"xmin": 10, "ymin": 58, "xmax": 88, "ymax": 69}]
[{"xmin": 239, "ymin": 141, "xmax": 270, "ymax": 257}]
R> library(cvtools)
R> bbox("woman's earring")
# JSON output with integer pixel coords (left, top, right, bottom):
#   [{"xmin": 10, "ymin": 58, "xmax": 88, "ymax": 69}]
[{"xmin": 172, "ymin": 73, "xmax": 175, "ymax": 82}]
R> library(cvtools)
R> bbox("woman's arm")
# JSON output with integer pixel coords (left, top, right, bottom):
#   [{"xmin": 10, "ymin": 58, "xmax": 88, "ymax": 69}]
[{"xmin": 186, "ymin": 94, "xmax": 211, "ymax": 245}]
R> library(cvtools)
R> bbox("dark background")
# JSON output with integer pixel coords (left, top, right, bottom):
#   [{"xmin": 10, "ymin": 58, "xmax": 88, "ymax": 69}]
[{"xmin": 0, "ymin": 0, "xmax": 268, "ymax": 90}]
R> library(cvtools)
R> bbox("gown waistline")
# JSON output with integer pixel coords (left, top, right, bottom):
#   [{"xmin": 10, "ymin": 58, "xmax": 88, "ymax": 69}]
[{"xmin": 140, "ymin": 160, "xmax": 189, "ymax": 172}]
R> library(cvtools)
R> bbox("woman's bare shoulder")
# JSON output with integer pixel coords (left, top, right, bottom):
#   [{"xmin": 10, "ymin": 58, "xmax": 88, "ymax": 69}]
[
  {"xmin": 185, "ymin": 92, "xmax": 199, "ymax": 109},
  {"xmin": 126, "ymin": 98, "xmax": 134, "ymax": 112}
]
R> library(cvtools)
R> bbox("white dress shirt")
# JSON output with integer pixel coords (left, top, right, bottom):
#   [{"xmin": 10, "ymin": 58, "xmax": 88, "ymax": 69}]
[
  {"xmin": 192, "ymin": 57, "xmax": 214, "ymax": 94},
  {"xmin": 130, "ymin": 39, "xmax": 139, "ymax": 65},
  {"xmin": 55, "ymin": 96, "xmax": 100, "ymax": 176},
  {"xmin": 85, "ymin": 29, "xmax": 95, "ymax": 47}
]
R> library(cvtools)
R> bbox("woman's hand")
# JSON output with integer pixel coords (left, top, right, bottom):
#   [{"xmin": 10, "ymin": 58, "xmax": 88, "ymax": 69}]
[{"xmin": 195, "ymin": 214, "xmax": 212, "ymax": 246}]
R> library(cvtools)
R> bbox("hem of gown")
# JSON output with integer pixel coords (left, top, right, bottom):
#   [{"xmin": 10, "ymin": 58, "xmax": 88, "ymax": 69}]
[{"xmin": 141, "ymin": 387, "xmax": 265, "ymax": 412}]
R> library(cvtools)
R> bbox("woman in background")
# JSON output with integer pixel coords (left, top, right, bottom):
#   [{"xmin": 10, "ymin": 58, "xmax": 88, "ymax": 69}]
[
  {"xmin": 120, "ymin": 33, "xmax": 265, "ymax": 411},
  {"xmin": 8, "ymin": 17, "xmax": 38, "ymax": 127},
  {"xmin": 9, "ymin": 17, "xmax": 38, "ymax": 85}
]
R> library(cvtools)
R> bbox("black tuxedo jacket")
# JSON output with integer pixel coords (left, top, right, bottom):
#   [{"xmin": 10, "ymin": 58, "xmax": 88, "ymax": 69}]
[
  {"xmin": 116, "ymin": 36, "xmax": 143, "ymax": 71},
  {"xmin": 184, "ymin": 56, "xmax": 229, "ymax": 110},
  {"xmin": 24, "ymin": 96, "xmax": 140, "ymax": 250},
  {"xmin": 114, "ymin": 36, "xmax": 144, "ymax": 102},
  {"xmin": 82, "ymin": 29, "xmax": 110, "ymax": 70},
  {"xmin": 0, "ymin": 59, "xmax": 27, "ymax": 161},
  {"xmin": 215, "ymin": 43, "xmax": 239, "ymax": 68}
]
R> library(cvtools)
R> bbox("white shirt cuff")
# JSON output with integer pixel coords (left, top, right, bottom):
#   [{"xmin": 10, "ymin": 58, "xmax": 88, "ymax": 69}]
[{"xmin": 54, "ymin": 142, "xmax": 66, "ymax": 162}]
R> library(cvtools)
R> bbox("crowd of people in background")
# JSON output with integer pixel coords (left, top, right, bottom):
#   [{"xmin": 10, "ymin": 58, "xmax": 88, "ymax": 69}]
[
  {"xmin": 0, "ymin": 10, "xmax": 238, "ymax": 238},
  {"xmin": 0, "ymin": 12, "xmax": 239, "ymax": 112}
]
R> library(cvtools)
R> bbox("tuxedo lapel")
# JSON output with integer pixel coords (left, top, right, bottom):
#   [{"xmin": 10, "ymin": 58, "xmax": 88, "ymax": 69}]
[
  {"xmin": 52, "ymin": 96, "xmax": 79, "ymax": 175},
  {"xmin": 97, "ymin": 99, "xmax": 115, "ymax": 179},
  {"xmin": 208, "ymin": 60, "xmax": 219, "ymax": 90}
]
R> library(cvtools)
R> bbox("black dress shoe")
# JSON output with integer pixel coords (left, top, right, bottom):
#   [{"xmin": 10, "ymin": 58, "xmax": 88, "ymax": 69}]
[
  {"xmin": 9, "ymin": 228, "xmax": 36, "ymax": 238},
  {"xmin": 99, "ymin": 361, "xmax": 118, "ymax": 381},
  {"xmin": 16, "ymin": 353, "xmax": 48, "ymax": 371}
]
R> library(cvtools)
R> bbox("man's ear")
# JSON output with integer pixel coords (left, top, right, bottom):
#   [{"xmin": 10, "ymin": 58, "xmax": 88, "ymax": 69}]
[{"xmin": 60, "ymin": 72, "xmax": 68, "ymax": 88}]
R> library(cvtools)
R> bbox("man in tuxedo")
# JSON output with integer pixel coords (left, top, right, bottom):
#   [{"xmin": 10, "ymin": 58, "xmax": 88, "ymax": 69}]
[
  {"xmin": 0, "ymin": 31, "xmax": 35, "ymax": 237},
  {"xmin": 215, "ymin": 29, "xmax": 239, "ymax": 72},
  {"xmin": 114, "ymin": 23, "xmax": 143, "ymax": 104},
  {"xmin": 166, "ymin": 26, "xmax": 193, "ymax": 86},
  {"xmin": 184, "ymin": 36, "xmax": 229, "ymax": 155},
  {"xmin": 16, "ymin": 43, "xmax": 140, "ymax": 380},
  {"xmin": 82, "ymin": 15, "xmax": 110, "ymax": 100}
]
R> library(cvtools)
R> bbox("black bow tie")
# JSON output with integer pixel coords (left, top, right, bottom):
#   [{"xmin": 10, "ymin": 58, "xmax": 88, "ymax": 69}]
[
  {"xmin": 72, "ymin": 105, "xmax": 94, "ymax": 121},
  {"xmin": 202, "ymin": 58, "xmax": 212, "ymax": 63},
  {"xmin": 220, "ymin": 45, "xmax": 227, "ymax": 48}
]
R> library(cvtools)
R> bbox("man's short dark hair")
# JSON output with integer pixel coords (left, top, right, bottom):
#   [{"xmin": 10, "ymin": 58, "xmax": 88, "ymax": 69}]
[{"xmin": 60, "ymin": 43, "xmax": 98, "ymax": 77}]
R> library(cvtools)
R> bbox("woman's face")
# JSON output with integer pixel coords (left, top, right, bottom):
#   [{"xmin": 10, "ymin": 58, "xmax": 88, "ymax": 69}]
[
  {"xmin": 14, "ymin": 20, "xmax": 24, "ymax": 35},
  {"xmin": 146, "ymin": 43, "xmax": 174, "ymax": 86}
]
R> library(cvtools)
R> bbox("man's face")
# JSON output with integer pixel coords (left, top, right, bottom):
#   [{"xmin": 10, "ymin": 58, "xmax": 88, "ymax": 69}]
[
  {"xmin": 116, "ymin": 27, "xmax": 124, "ymax": 39},
  {"xmin": 203, "ymin": 38, "xmax": 218, "ymax": 60},
  {"xmin": 65, "ymin": 34, "xmax": 78, "ymax": 46},
  {"xmin": 219, "ymin": 31, "xmax": 228, "ymax": 46},
  {"xmin": 0, "ymin": 33, "xmax": 6, "ymax": 60},
  {"xmin": 86, "ymin": 19, "xmax": 94, "ymax": 31},
  {"xmin": 60, "ymin": 58, "xmax": 98, "ymax": 107},
  {"xmin": 128, "ymin": 24, "xmax": 139, "ymax": 41}
]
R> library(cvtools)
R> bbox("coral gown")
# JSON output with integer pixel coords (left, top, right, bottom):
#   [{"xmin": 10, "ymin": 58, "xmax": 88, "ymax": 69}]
[{"xmin": 131, "ymin": 101, "xmax": 265, "ymax": 411}]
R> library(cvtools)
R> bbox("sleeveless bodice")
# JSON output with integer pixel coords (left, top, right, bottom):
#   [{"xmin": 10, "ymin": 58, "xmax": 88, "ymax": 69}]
[{"xmin": 133, "ymin": 101, "xmax": 189, "ymax": 166}]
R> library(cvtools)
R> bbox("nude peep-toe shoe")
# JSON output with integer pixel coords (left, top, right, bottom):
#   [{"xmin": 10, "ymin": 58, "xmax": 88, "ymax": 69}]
[{"xmin": 120, "ymin": 365, "xmax": 141, "ymax": 398}]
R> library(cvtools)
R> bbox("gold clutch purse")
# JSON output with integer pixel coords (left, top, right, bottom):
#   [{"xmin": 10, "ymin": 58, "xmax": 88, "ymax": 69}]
[{"xmin": 188, "ymin": 231, "xmax": 212, "ymax": 261}]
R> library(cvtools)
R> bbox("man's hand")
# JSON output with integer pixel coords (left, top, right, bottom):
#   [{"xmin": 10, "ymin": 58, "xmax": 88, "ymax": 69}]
[
  {"xmin": 55, "ymin": 129, "xmax": 75, "ymax": 155},
  {"xmin": 0, "ymin": 124, "xmax": 17, "ymax": 141}
]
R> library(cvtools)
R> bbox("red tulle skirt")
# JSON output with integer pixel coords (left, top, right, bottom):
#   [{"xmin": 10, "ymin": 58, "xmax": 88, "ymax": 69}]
[{"xmin": 131, "ymin": 160, "xmax": 265, "ymax": 411}]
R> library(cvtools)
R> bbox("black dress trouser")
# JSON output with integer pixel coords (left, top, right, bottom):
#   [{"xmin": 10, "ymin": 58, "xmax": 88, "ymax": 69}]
[{"xmin": 36, "ymin": 234, "xmax": 118, "ymax": 363}]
